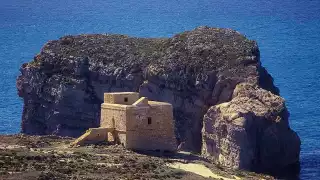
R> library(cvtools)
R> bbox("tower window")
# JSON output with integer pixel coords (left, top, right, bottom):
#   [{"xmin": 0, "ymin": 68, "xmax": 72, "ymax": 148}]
[
  {"xmin": 148, "ymin": 117, "xmax": 152, "ymax": 124},
  {"xmin": 124, "ymin": 97, "xmax": 128, "ymax": 102}
]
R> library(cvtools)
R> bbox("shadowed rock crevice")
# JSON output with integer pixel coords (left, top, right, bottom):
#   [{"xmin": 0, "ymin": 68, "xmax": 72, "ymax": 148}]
[{"xmin": 17, "ymin": 26, "xmax": 292, "ymax": 155}]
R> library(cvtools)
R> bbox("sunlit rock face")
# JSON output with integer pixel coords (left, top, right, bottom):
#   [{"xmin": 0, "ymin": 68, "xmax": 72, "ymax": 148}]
[
  {"xmin": 202, "ymin": 83, "xmax": 300, "ymax": 175},
  {"xmin": 17, "ymin": 26, "xmax": 283, "ymax": 154}
]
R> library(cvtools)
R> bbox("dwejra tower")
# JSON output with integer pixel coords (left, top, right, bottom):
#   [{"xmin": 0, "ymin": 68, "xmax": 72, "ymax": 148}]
[{"xmin": 72, "ymin": 92, "xmax": 177, "ymax": 151}]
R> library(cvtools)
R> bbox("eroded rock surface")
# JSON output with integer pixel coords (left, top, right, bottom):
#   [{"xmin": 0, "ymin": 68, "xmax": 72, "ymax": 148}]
[
  {"xmin": 202, "ymin": 83, "xmax": 300, "ymax": 175},
  {"xmin": 0, "ymin": 135, "xmax": 274, "ymax": 180},
  {"xmin": 17, "ymin": 26, "xmax": 281, "ymax": 153}
]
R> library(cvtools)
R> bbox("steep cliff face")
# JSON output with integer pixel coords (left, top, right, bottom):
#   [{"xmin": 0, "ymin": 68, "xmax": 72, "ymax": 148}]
[
  {"xmin": 202, "ymin": 83, "xmax": 300, "ymax": 175},
  {"xmin": 17, "ymin": 26, "xmax": 283, "ymax": 154}
]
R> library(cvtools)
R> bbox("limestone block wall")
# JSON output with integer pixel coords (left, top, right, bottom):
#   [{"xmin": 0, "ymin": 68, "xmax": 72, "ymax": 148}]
[
  {"xmin": 126, "ymin": 107, "xmax": 149, "ymax": 131},
  {"xmin": 149, "ymin": 104, "xmax": 177, "ymax": 151},
  {"xmin": 71, "ymin": 128, "xmax": 109, "ymax": 146},
  {"xmin": 100, "ymin": 93, "xmax": 177, "ymax": 150},
  {"xmin": 101, "ymin": 103, "xmax": 127, "ymax": 144},
  {"xmin": 126, "ymin": 103, "xmax": 177, "ymax": 151},
  {"xmin": 104, "ymin": 92, "xmax": 139, "ymax": 105},
  {"xmin": 127, "ymin": 130, "xmax": 176, "ymax": 151},
  {"xmin": 81, "ymin": 128, "xmax": 109, "ymax": 143}
]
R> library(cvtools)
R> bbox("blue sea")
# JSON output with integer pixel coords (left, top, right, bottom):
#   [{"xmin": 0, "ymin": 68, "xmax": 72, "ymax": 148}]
[{"xmin": 0, "ymin": 0, "xmax": 319, "ymax": 179}]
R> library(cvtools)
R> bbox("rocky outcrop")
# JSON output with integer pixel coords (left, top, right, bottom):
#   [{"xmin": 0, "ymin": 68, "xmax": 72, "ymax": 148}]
[
  {"xmin": 0, "ymin": 135, "xmax": 275, "ymax": 180},
  {"xmin": 17, "ymin": 26, "xmax": 289, "ymax": 156},
  {"xmin": 202, "ymin": 83, "xmax": 300, "ymax": 175}
]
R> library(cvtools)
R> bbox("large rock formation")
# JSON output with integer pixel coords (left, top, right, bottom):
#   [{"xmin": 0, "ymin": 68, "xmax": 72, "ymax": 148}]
[
  {"xmin": 202, "ymin": 83, "xmax": 300, "ymax": 175},
  {"xmin": 17, "ymin": 26, "xmax": 298, "ymax": 168}
]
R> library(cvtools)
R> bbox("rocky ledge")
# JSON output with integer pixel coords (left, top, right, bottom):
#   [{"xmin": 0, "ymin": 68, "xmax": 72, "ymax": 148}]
[
  {"xmin": 0, "ymin": 135, "xmax": 274, "ymax": 180},
  {"xmin": 16, "ymin": 26, "xmax": 300, "ymax": 176}
]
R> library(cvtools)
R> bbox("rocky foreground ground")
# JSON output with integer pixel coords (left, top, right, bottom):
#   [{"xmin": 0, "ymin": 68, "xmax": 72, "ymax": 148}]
[{"xmin": 0, "ymin": 135, "xmax": 272, "ymax": 180}]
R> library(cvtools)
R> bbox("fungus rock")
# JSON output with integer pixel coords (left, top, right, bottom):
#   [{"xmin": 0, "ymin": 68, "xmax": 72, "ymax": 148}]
[
  {"xmin": 17, "ymin": 26, "xmax": 290, "ymax": 154},
  {"xmin": 202, "ymin": 83, "xmax": 300, "ymax": 175}
]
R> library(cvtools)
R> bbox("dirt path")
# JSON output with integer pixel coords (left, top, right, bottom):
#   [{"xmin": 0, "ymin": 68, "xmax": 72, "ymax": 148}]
[{"xmin": 167, "ymin": 163, "xmax": 241, "ymax": 180}]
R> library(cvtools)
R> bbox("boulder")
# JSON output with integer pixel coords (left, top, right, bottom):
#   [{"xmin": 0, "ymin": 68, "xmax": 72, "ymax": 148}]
[{"xmin": 202, "ymin": 83, "xmax": 300, "ymax": 175}]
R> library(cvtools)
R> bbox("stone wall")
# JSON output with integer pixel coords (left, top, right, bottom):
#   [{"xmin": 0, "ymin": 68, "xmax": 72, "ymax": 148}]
[
  {"xmin": 100, "ymin": 103, "xmax": 127, "ymax": 145},
  {"xmin": 100, "ymin": 92, "xmax": 176, "ymax": 151},
  {"xmin": 104, "ymin": 92, "xmax": 139, "ymax": 105},
  {"xmin": 126, "ymin": 102, "xmax": 177, "ymax": 151},
  {"xmin": 70, "ymin": 127, "xmax": 109, "ymax": 146}
]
